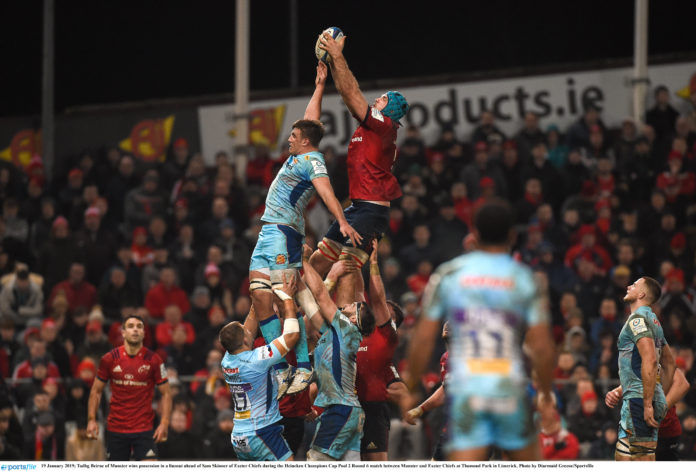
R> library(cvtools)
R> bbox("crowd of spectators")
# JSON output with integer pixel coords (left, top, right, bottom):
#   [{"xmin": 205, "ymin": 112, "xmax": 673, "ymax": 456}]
[{"xmin": 0, "ymin": 84, "xmax": 696, "ymax": 460}]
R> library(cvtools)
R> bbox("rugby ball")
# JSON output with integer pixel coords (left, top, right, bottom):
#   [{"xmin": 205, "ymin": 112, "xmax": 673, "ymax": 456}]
[{"xmin": 315, "ymin": 27, "xmax": 344, "ymax": 63}]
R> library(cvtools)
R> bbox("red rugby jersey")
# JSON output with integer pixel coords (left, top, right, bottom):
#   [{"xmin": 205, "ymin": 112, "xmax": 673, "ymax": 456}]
[
  {"xmin": 659, "ymin": 405, "xmax": 682, "ymax": 438},
  {"xmin": 356, "ymin": 320, "xmax": 399, "ymax": 402},
  {"xmin": 347, "ymin": 107, "xmax": 402, "ymax": 202},
  {"xmin": 96, "ymin": 345, "xmax": 168, "ymax": 434}
]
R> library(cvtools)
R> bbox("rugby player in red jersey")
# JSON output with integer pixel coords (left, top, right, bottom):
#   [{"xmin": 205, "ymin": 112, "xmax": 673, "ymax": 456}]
[
  {"xmin": 87, "ymin": 315, "xmax": 172, "ymax": 460},
  {"xmin": 311, "ymin": 31, "xmax": 409, "ymax": 308},
  {"xmin": 356, "ymin": 241, "xmax": 406, "ymax": 460},
  {"xmin": 606, "ymin": 366, "xmax": 691, "ymax": 460}
]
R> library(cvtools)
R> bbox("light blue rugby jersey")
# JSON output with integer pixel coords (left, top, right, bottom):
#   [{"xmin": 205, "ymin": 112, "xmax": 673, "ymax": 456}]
[
  {"xmin": 617, "ymin": 305, "xmax": 667, "ymax": 403},
  {"xmin": 422, "ymin": 251, "xmax": 548, "ymax": 395},
  {"xmin": 220, "ymin": 343, "xmax": 285, "ymax": 434},
  {"xmin": 261, "ymin": 151, "xmax": 328, "ymax": 235},
  {"xmin": 313, "ymin": 311, "xmax": 362, "ymax": 408}
]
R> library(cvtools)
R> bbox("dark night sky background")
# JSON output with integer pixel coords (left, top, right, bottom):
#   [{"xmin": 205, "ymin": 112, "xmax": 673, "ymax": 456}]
[{"xmin": 2, "ymin": 0, "xmax": 696, "ymax": 118}]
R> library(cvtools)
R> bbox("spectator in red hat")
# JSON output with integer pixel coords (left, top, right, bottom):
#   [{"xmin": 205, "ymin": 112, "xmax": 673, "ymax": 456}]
[
  {"xmin": 564, "ymin": 224, "xmax": 613, "ymax": 275},
  {"xmin": 68, "ymin": 183, "xmax": 99, "ymax": 231},
  {"xmin": 37, "ymin": 216, "xmax": 81, "ymax": 294},
  {"xmin": 162, "ymin": 137, "xmax": 191, "ymax": 190},
  {"xmin": 659, "ymin": 151, "xmax": 696, "ymax": 205},
  {"xmin": 515, "ymin": 111, "xmax": 545, "ymax": 163},
  {"xmin": 450, "ymin": 182, "xmax": 474, "ymax": 230},
  {"xmin": 460, "ymin": 140, "xmax": 507, "ymax": 200},
  {"xmin": 47, "ymin": 262, "xmax": 97, "ymax": 314},
  {"xmin": 538, "ymin": 406, "xmax": 580, "ymax": 460},
  {"xmin": 75, "ymin": 206, "xmax": 117, "ymax": 286},
  {"xmin": 472, "ymin": 176, "xmax": 497, "ymax": 213},
  {"xmin": 566, "ymin": 104, "xmax": 606, "ymax": 151},
  {"xmin": 514, "ymin": 177, "xmax": 544, "ymax": 225},
  {"xmin": 145, "ymin": 266, "xmax": 190, "ymax": 320},
  {"xmin": 567, "ymin": 389, "xmax": 610, "ymax": 449},
  {"xmin": 76, "ymin": 321, "xmax": 111, "ymax": 365},
  {"xmin": 130, "ymin": 226, "xmax": 154, "ymax": 268}
]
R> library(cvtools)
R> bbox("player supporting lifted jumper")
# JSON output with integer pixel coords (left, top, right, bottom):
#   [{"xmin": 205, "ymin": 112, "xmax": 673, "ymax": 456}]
[
  {"xmin": 219, "ymin": 274, "xmax": 301, "ymax": 461},
  {"xmin": 248, "ymin": 61, "xmax": 361, "ymax": 398},
  {"xmin": 310, "ymin": 30, "xmax": 409, "ymax": 307},
  {"xmin": 87, "ymin": 315, "xmax": 172, "ymax": 461},
  {"xmin": 614, "ymin": 276, "xmax": 676, "ymax": 461},
  {"xmin": 300, "ymin": 244, "xmax": 376, "ymax": 461}
]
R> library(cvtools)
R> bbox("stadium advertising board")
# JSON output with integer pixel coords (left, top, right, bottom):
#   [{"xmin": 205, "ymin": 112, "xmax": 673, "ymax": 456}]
[{"xmin": 198, "ymin": 61, "xmax": 696, "ymax": 164}]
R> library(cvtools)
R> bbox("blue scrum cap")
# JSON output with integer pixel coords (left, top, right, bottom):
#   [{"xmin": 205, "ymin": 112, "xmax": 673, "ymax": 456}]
[{"xmin": 381, "ymin": 91, "xmax": 409, "ymax": 123}]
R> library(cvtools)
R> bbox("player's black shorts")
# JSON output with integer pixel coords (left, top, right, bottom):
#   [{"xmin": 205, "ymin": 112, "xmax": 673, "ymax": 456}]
[
  {"xmin": 106, "ymin": 430, "xmax": 157, "ymax": 461},
  {"xmin": 360, "ymin": 401, "xmax": 391, "ymax": 454},
  {"xmin": 281, "ymin": 416, "xmax": 305, "ymax": 455},
  {"xmin": 324, "ymin": 201, "xmax": 389, "ymax": 252},
  {"xmin": 656, "ymin": 435, "xmax": 680, "ymax": 461}
]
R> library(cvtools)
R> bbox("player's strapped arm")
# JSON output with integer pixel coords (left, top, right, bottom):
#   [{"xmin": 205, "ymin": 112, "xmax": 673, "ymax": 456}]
[
  {"xmin": 304, "ymin": 61, "xmax": 328, "ymax": 121},
  {"xmin": 312, "ymin": 177, "xmax": 361, "ymax": 248},
  {"xmin": 525, "ymin": 323, "xmax": 556, "ymax": 400},
  {"xmin": 271, "ymin": 273, "xmax": 300, "ymax": 356},
  {"xmin": 153, "ymin": 381, "xmax": 172, "ymax": 443},
  {"xmin": 243, "ymin": 305, "xmax": 259, "ymax": 339},
  {"xmin": 367, "ymin": 239, "xmax": 390, "ymax": 325},
  {"xmin": 406, "ymin": 384, "xmax": 445, "ymax": 425},
  {"xmin": 86, "ymin": 376, "xmax": 106, "ymax": 439},
  {"xmin": 319, "ymin": 34, "xmax": 368, "ymax": 120},
  {"xmin": 301, "ymin": 244, "xmax": 339, "ymax": 329},
  {"xmin": 659, "ymin": 343, "xmax": 676, "ymax": 397}
]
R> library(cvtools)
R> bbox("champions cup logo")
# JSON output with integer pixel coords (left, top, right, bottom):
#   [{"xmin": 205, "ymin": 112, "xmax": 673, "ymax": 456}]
[
  {"xmin": 0, "ymin": 129, "xmax": 41, "ymax": 168},
  {"xmin": 119, "ymin": 115, "xmax": 175, "ymax": 162},
  {"xmin": 228, "ymin": 105, "xmax": 287, "ymax": 150}
]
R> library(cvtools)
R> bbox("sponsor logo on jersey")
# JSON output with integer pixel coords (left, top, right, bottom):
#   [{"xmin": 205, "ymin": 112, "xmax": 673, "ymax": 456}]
[
  {"xmin": 259, "ymin": 345, "xmax": 274, "ymax": 360},
  {"xmin": 125, "ymin": 374, "xmax": 134, "ymax": 380},
  {"xmin": 113, "ymin": 365, "xmax": 123, "ymax": 373},
  {"xmin": 276, "ymin": 254, "xmax": 287, "ymax": 265},
  {"xmin": 138, "ymin": 364, "xmax": 151, "ymax": 374},
  {"xmin": 630, "ymin": 317, "xmax": 648, "ymax": 335},
  {"xmin": 358, "ymin": 346, "xmax": 368, "ymax": 352},
  {"xmin": 351, "ymin": 136, "xmax": 363, "ymax": 143},
  {"xmin": 311, "ymin": 159, "xmax": 327, "ymax": 175},
  {"xmin": 223, "ymin": 367, "xmax": 239, "ymax": 374},
  {"xmin": 459, "ymin": 276, "xmax": 514, "ymax": 289}
]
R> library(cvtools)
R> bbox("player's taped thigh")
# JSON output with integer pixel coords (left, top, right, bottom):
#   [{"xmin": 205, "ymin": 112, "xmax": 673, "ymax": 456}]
[
  {"xmin": 270, "ymin": 268, "xmax": 299, "ymax": 290},
  {"xmin": 250, "ymin": 278, "xmax": 272, "ymax": 293},
  {"xmin": 339, "ymin": 246, "xmax": 369, "ymax": 268},
  {"xmin": 317, "ymin": 237, "xmax": 342, "ymax": 263},
  {"xmin": 340, "ymin": 450, "xmax": 360, "ymax": 461},
  {"xmin": 616, "ymin": 439, "xmax": 656, "ymax": 459},
  {"xmin": 296, "ymin": 288, "xmax": 320, "ymax": 319},
  {"xmin": 307, "ymin": 449, "xmax": 337, "ymax": 461}
]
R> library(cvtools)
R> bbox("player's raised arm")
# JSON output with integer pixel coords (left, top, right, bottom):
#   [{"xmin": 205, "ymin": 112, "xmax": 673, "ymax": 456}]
[
  {"xmin": 318, "ymin": 33, "xmax": 368, "ymax": 120},
  {"xmin": 311, "ymin": 176, "xmax": 362, "ymax": 247},
  {"xmin": 304, "ymin": 61, "xmax": 328, "ymax": 121},
  {"xmin": 271, "ymin": 273, "xmax": 300, "ymax": 356},
  {"xmin": 301, "ymin": 244, "xmax": 339, "ymax": 327}
]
